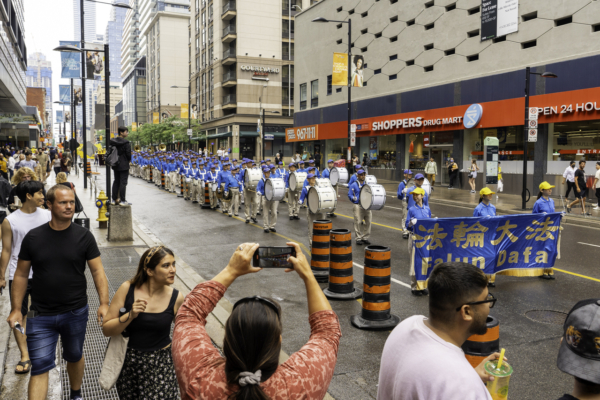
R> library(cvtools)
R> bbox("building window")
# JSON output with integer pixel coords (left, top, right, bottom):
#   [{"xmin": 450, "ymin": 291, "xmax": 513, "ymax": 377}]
[
  {"xmin": 311, "ymin": 80, "xmax": 318, "ymax": 108},
  {"xmin": 336, "ymin": 88, "xmax": 342, "ymax": 93},
  {"xmin": 327, "ymin": 75, "xmax": 332, "ymax": 95},
  {"xmin": 300, "ymin": 83, "xmax": 307, "ymax": 110}
]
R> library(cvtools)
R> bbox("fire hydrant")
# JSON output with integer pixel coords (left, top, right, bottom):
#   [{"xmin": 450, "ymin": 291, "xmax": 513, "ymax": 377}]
[{"xmin": 96, "ymin": 190, "xmax": 109, "ymax": 229}]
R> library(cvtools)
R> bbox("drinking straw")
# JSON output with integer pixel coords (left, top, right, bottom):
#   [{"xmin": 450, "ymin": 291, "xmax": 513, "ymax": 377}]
[{"xmin": 496, "ymin": 348, "xmax": 506, "ymax": 370}]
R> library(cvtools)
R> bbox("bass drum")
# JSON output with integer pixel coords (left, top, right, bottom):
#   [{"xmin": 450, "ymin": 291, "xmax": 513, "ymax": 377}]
[
  {"xmin": 265, "ymin": 178, "xmax": 286, "ymax": 201},
  {"xmin": 422, "ymin": 177, "xmax": 432, "ymax": 196},
  {"xmin": 307, "ymin": 186, "xmax": 337, "ymax": 214},
  {"xmin": 365, "ymin": 175, "xmax": 378, "ymax": 185},
  {"xmin": 244, "ymin": 169, "xmax": 262, "ymax": 190},
  {"xmin": 360, "ymin": 184, "xmax": 387, "ymax": 211},
  {"xmin": 330, "ymin": 167, "xmax": 349, "ymax": 185},
  {"xmin": 289, "ymin": 171, "xmax": 308, "ymax": 191},
  {"xmin": 314, "ymin": 178, "xmax": 333, "ymax": 189}
]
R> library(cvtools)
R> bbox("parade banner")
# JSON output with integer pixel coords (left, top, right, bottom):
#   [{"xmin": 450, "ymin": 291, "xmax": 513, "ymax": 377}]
[
  {"xmin": 412, "ymin": 213, "xmax": 563, "ymax": 289},
  {"xmin": 153, "ymin": 113, "xmax": 159, "ymax": 124},
  {"xmin": 332, "ymin": 53, "xmax": 348, "ymax": 86},
  {"xmin": 60, "ymin": 41, "xmax": 80, "ymax": 79},
  {"xmin": 181, "ymin": 103, "xmax": 189, "ymax": 119},
  {"xmin": 59, "ymin": 85, "xmax": 70, "ymax": 103}
]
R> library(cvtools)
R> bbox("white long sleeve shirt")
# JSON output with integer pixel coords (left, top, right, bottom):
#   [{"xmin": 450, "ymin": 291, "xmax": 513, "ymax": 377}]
[{"xmin": 563, "ymin": 166, "xmax": 575, "ymax": 182}]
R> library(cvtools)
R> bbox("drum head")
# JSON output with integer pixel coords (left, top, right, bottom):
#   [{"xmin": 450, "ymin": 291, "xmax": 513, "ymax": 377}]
[
  {"xmin": 307, "ymin": 187, "xmax": 319, "ymax": 214},
  {"xmin": 265, "ymin": 180, "xmax": 274, "ymax": 201},
  {"xmin": 422, "ymin": 178, "xmax": 431, "ymax": 196},
  {"xmin": 359, "ymin": 184, "xmax": 373, "ymax": 210},
  {"xmin": 330, "ymin": 168, "xmax": 339, "ymax": 185}
]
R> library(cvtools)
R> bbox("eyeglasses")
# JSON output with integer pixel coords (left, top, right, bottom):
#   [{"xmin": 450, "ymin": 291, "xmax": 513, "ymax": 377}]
[
  {"xmin": 456, "ymin": 293, "xmax": 497, "ymax": 312},
  {"xmin": 233, "ymin": 295, "xmax": 280, "ymax": 317}
]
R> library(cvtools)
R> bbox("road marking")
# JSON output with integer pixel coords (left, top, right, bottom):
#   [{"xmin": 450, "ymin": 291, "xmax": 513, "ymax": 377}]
[
  {"xmin": 353, "ymin": 262, "xmax": 411, "ymax": 288},
  {"xmin": 578, "ymin": 242, "xmax": 600, "ymax": 248},
  {"xmin": 554, "ymin": 268, "xmax": 600, "ymax": 283},
  {"xmin": 335, "ymin": 213, "xmax": 405, "ymax": 232},
  {"xmin": 232, "ymin": 215, "xmax": 311, "ymax": 254}
]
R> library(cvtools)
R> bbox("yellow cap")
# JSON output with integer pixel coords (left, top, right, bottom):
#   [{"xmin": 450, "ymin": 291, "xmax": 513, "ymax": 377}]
[
  {"xmin": 539, "ymin": 181, "xmax": 555, "ymax": 190},
  {"xmin": 412, "ymin": 187, "xmax": 426, "ymax": 196},
  {"xmin": 480, "ymin": 187, "xmax": 496, "ymax": 196}
]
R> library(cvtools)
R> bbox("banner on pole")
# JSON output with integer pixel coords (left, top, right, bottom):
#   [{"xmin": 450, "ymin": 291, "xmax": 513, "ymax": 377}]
[
  {"xmin": 59, "ymin": 41, "xmax": 80, "ymax": 79},
  {"xmin": 332, "ymin": 52, "xmax": 348, "ymax": 86},
  {"xmin": 181, "ymin": 103, "xmax": 189, "ymax": 119},
  {"xmin": 153, "ymin": 113, "xmax": 159, "ymax": 124},
  {"xmin": 73, "ymin": 85, "xmax": 82, "ymax": 106},
  {"xmin": 412, "ymin": 213, "xmax": 563, "ymax": 289},
  {"xmin": 56, "ymin": 110, "xmax": 63, "ymax": 124},
  {"xmin": 59, "ymin": 85, "xmax": 70, "ymax": 103},
  {"xmin": 84, "ymin": 42, "xmax": 105, "ymax": 81},
  {"xmin": 132, "ymin": 122, "xmax": 137, "ymax": 132}
]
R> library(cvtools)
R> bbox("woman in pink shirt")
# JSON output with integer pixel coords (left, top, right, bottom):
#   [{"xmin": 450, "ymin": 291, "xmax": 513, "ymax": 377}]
[{"xmin": 172, "ymin": 242, "xmax": 341, "ymax": 400}]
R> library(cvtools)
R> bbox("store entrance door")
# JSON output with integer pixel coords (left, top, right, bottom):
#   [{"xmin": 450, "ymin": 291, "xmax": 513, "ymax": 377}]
[{"xmin": 428, "ymin": 146, "xmax": 453, "ymax": 185}]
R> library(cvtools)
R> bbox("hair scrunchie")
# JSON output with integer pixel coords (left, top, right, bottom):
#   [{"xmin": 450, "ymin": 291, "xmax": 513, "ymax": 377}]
[{"xmin": 238, "ymin": 370, "xmax": 262, "ymax": 387}]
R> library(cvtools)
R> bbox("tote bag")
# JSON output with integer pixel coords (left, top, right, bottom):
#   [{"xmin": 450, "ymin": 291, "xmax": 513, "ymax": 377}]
[{"xmin": 99, "ymin": 333, "xmax": 129, "ymax": 391}]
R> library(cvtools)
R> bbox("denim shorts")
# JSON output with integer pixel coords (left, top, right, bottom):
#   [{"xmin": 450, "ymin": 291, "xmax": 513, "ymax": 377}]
[{"xmin": 26, "ymin": 304, "xmax": 89, "ymax": 376}]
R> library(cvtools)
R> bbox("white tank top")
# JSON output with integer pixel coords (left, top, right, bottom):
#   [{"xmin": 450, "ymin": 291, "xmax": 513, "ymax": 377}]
[{"xmin": 6, "ymin": 208, "xmax": 52, "ymax": 280}]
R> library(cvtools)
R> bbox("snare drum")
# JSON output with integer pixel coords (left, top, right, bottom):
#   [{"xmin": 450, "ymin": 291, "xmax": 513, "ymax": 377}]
[
  {"xmin": 289, "ymin": 171, "xmax": 308, "ymax": 191},
  {"xmin": 244, "ymin": 169, "xmax": 262, "ymax": 190},
  {"xmin": 265, "ymin": 178, "xmax": 286, "ymax": 201},
  {"xmin": 210, "ymin": 182, "xmax": 218, "ymax": 192},
  {"xmin": 307, "ymin": 186, "xmax": 337, "ymax": 214},
  {"xmin": 365, "ymin": 175, "xmax": 378, "ymax": 185},
  {"xmin": 360, "ymin": 183, "xmax": 387, "ymax": 211},
  {"xmin": 314, "ymin": 178, "xmax": 333, "ymax": 189},
  {"xmin": 422, "ymin": 178, "xmax": 432, "ymax": 196},
  {"xmin": 330, "ymin": 167, "xmax": 348, "ymax": 185}
]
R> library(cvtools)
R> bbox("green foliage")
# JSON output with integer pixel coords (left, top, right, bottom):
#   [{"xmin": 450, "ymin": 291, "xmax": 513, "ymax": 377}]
[{"xmin": 128, "ymin": 117, "xmax": 203, "ymax": 147}]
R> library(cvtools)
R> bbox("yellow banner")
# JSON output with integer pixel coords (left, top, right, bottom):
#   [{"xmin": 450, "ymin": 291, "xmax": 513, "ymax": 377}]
[
  {"xmin": 181, "ymin": 103, "xmax": 189, "ymax": 119},
  {"xmin": 332, "ymin": 52, "xmax": 348, "ymax": 86},
  {"xmin": 153, "ymin": 112, "xmax": 159, "ymax": 124},
  {"xmin": 132, "ymin": 122, "xmax": 137, "ymax": 132}
]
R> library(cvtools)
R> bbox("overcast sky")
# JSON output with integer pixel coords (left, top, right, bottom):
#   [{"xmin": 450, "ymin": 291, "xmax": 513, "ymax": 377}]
[{"xmin": 24, "ymin": 0, "xmax": 111, "ymax": 121}]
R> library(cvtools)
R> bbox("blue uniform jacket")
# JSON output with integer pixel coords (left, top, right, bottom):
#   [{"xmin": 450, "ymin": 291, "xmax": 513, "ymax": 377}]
[
  {"xmin": 224, "ymin": 173, "xmax": 243, "ymax": 192},
  {"xmin": 299, "ymin": 184, "xmax": 313, "ymax": 204},
  {"xmin": 256, "ymin": 177, "xmax": 268, "ymax": 196},
  {"xmin": 473, "ymin": 202, "xmax": 497, "ymax": 217},
  {"xmin": 348, "ymin": 180, "xmax": 365, "ymax": 204},
  {"xmin": 532, "ymin": 197, "xmax": 555, "ymax": 213},
  {"xmin": 348, "ymin": 173, "xmax": 358, "ymax": 187},
  {"xmin": 397, "ymin": 179, "xmax": 409, "ymax": 200},
  {"xmin": 322, "ymin": 168, "xmax": 331, "ymax": 179},
  {"xmin": 206, "ymin": 170, "xmax": 219, "ymax": 183},
  {"xmin": 406, "ymin": 186, "xmax": 429, "ymax": 209},
  {"xmin": 406, "ymin": 204, "xmax": 432, "ymax": 231}
]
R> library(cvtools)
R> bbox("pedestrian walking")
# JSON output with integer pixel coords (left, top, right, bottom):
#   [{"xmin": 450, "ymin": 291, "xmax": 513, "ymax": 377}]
[
  {"xmin": 7, "ymin": 184, "xmax": 109, "ymax": 400},
  {"xmin": 0, "ymin": 153, "xmax": 8, "ymax": 181},
  {"xmin": 172, "ymin": 242, "xmax": 341, "ymax": 400},
  {"xmin": 257, "ymin": 167, "xmax": 277, "ymax": 232},
  {"xmin": 349, "ymin": 169, "xmax": 372, "ymax": 245},
  {"xmin": 60, "ymin": 152, "xmax": 70, "ymax": 176},
  {"xmin": 52, "ymin": 154, "xmax": 61, "ymax": 177},
  {"xmin": 562, "ymin": 161, "xmax": 576, "ymax": 200},
  {"xmin": 447, "ymin": 157, "xmax": 458, "ymax": 189},
  {"xmin": 474, "ymin": 187, "xmax": 497, "ymax": 287},
  {"xmin": 110, "ymin": 127, "xmax": 132, "ymax": 206},
  {"xmin": 593, "ymin": 161, "xmax": 600, "ymax": 210},
  {"xmin": 424, "ymin": 157, "xmax": 437, "ymax": 188},
  {"xmin": 7, "ymin": 153, "xmax": 15, "ymax": 181},
  {"xmin": 468, "ymin": 159, "xmax": 479, "ymax": 193},
  {"xmin": 9, "ymin": 167, "xmax": 42, "ymax": 210},
  {"xmin": 406, "ymin": 187, "xmax": 431, "ymax": 296},
  {"xmin": 36, "ymin": 149, "xmax": 49, "ymax": 184},
  {"xmin": 101, "ymin": 246, "xmax": 184, "ymax": 399},
  {"xmin": 0, "ymin": 181, "xmax": 50, "ymax": 376},
  {"xmin": 533, "ymin": 181, "xmax": 557, "ymax": 280},
  {"xmin": 397, "ymin": 169, "xmax": 413, "ymax": 240},
  {"xmin": 567, "ymin": 160, "xmax": 590, "ymax": 215},
  {"xmin": 17, "ymin": 152, "xmax": 37, "ymax": 171},
  {"xmin": 377, "ymin": 262, "xmax": 500, "ymax": 400},
  {"xmin": 314, "ymin": 150, "xmax": 322, "ymax": 170}
]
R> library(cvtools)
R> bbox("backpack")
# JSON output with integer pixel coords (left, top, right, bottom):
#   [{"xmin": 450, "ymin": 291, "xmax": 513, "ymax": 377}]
[{"xmin": 105, "ymin": 144, "xmax": 120, "ymax": 167}]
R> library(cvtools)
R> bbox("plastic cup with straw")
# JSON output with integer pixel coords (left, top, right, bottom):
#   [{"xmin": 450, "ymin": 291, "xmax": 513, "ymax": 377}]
[{"xmin": 485, "ymin": 348, "xmax": 513, "ymax": 400}]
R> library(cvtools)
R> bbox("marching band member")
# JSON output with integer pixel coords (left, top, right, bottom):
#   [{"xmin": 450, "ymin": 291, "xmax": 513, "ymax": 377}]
[
  {"xmin": 276, "ymin": 162, "xmax": 286, "ymax": 180},
  {"xmin": 257, "ymin": 167, "xmax": 277, "ymax": 233},
  {"xmin": 297, "ymin": 160, "xmax": 306, "ymax": 173},
  {"xmin": 190, "ymin": 160, "xmax": 201, "ymax": 203},
  {"xmin": 406, "ymin": 187, "xmax": 432, "ymax": 296},
  {"xmin": 474, "ymin": 187, "xmax": 497, "ymax": 287},
  {"xmin": 180, "ymin": 158, "xmax": 193, "ymax": 200},
  {"xmin": 308, "ymin": 160, "xmax": 320, "ymax": 177},
  {"xmin": 406, "ymin": 173, "xmax": 429, "ymax": 210},
  {"xmin": 347, "ymin": 164, "xmax": 363, "ymax": 187},
  {"xmin": 224, "ymin": 165, "xmax": 243, "ymax": 217},
  {"xmin": 348, "ymin": 169, "xmax": 372, "ymax": 246},
  {"xmin": 321, "ymin": 159, "xmax": 337, "ymax": 218},
  {"xmin": 533, "ymin": 181, "xmax": 557, "ymax": 280},
  {"xmin": 217, "ymin": 163, "xmax": 232, "ymax": 214},
  {"xmin": 286, "ymin": 163, "xmax": 300, "ymax": 220},
  {"xmin": 243, "ymin": 161, "xmax": 259, "ymax": 224},
  {"xmin": 397, "ymin": 169, "xmax": 413, "ymax": 239},
  {"xmin": 299, "ymin": 172, "xmax": 324, "ymax": 247},
  {"xmin": 207, "ymin": 164, "xmax": 219, "ymax": 210}
]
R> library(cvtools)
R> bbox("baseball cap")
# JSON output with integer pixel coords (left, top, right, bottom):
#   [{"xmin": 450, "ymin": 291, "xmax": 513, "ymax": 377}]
[
  {"xmin": 357, "ymin": 169, "xmax": 366, "ymax": 175},
  {"xmin": 412, "ymin": 187, "xmax": 426, "ymax": 196},
  {"xmin": 328, "ymin": 159, "xmax": 334, "ymax": 163},
  {"xmin": 404, "ymin": 169, "xmax": 413, "ymax": 174},
  {"xmin": 557, "ymin": 299, "xmax": 600, "ymax": 384},
  {"xmin": 308, "ymin": 166, "xmax": 315, "ymax": 171},
  {"xmin": 480, "ymin": 187, "xmax": 496, "ymax": 196},
  {"xmin": 289, "ymin": 162, "xmax": 295, "ymax": 167},
  {"xmin": 539, "ymin": 181, "xmax": 556, "ymax": 190},
  {"xmin": 307, "ymin": 173, "xmax": 315, "ymax": 179},
  {"xmin": 262, "ymin": 166, "xmax": 270, "ymax": 172},
  {"xmin": 415, "ymin": 173, "xmax": 425, "ymax": 180},
  {"xmin": 269, "ymin": 164, "xmax": 275, "ymax": 169},
  {"xmin": 308, "ymin": 159, "xmax": 314, "ymax": 163}
]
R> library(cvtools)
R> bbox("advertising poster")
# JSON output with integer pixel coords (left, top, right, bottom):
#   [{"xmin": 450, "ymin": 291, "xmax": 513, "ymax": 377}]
[
  {"xmin": 84, "ymin": 42, "xmax": 105, "ymax": 80},
  {"xmin": 153, "ymin": 112, "xmax": 159, "ymax": 124},
  {"xmin": 481, "ymin": 0, "xmax": 519, "ymax": 41},
  {"xmin": 64, "ymin": 111, "xmax": 71, "ymax": 123},
  {"xmin": 332, "ymin": 53, "xmax": 348, "ymax": 86},
  {"xmin": 192, "ymin": 104, "xmax": 198, "ymax": 120},
  {"xmin": 369, "ymin": 137, "xmax": 378, "ymax": 160},
  {"xmin": 56, "ymin": 110, "xmax": 63, "ymax": 124},
  {"xmin": 351, "ymin": 55, "xmax": 364, "ymax": 87},
  {"xmin": 181, "ymin": 103, "xmax": 189, "ymax": 119},
  {"xmin": 73, "ymin": 85, "xmax": 82, "ymax": 106},
  {"xmin": 132, "ymin": 122, "xmax": 137, "ymax": 132},
  {"xmin": 59, "ymin": 40, "xmax": 80, "ymax": 79},
  {"xmin": 59, "ymin": 85, "xmax": 70, "ymax": 103}
]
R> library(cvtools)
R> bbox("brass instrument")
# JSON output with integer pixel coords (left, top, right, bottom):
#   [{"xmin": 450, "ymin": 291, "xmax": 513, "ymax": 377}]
[
  {"xmin": 134, "ymin": 145, "xmax": 141, "ymax": 152},
  {"xmin": 159, "ymin": 144, "xmax": 167, "ymax": 151}
]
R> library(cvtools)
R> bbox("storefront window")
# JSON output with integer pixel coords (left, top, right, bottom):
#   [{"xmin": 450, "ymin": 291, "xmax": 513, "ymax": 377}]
[
  {"xmin": 368, "ymin": 135, "xmax": 396, "ymax": 170},
  {"xmin": 466, "ymin": 126, "xmax": 534, "ymax": 161},
  {"xmin": 325, "ymin": 138, "xmax": 347, "ymax": 162},
  {"xmin": 553, "ymin": 120, "xmax": 600, "ymax": 162}
]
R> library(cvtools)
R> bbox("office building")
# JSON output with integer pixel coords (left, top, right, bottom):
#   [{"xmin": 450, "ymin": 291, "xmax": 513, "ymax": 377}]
[
  {"xmin": 105, "ymin": 0, "xmax": 128, "ymax": 83},
  {"xmin": 294, "ymin": 0, "xmax": 600, "ymax": 198},
  {"xmin": 122, "ymin": 56, "xmax": 147, "ymax": 126},
  {"xmin": 73, "ymin": 0, "xmax": 97, "ymax": 42},
  {"xmin": 121, "ymin": 0, "xmax": 141, "ymax": 79},
  {"xmin": 92, "ymin": 83, "xmax": 123, "ymax": 138},
  {"xmin": 25, "ymin": 52, "xmax": 53, "ymax": 126},
  {"xmin": 189, "ymin": 0, "xmax": 318, "ymax": 159}
]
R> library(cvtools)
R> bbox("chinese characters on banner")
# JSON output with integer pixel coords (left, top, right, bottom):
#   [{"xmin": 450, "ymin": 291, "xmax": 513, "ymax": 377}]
[{"xmin": 412, "ymin": 213, "xmax": 563, "ymax": 289}]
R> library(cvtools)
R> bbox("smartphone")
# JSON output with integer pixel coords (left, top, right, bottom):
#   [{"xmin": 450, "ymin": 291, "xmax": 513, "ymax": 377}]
[{"xmin": 252, "ymin": 246, "xmax": 296, "ymax": 268}]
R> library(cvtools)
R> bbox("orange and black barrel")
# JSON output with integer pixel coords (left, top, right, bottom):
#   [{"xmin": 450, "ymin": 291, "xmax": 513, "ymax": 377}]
[
  {"xmin": 201, "ymin": 182, "xmax": 211, "ymax": 208},
  {"xmin": 351, "ymin": 245, "xmax": 400, "ymax": 330},
  {"xmin": 86, "ymin": 161, "xmax": 92, "ymax": 175},
  {"xmin": 178, "ymin": 175, "xmax": 184, "ymax": 197},
  {"xmin": 461, "ymin": 316, "xmax": 500, "ymax": 368},
  {"xmin": 324, "ymin": 229, "xmax": 362, "ymax": 300},
  {"xmin": 149, "ymin": 168, "xmax": 153, "ymax": 182},
  {"xmin": 311, "ymin": 220, "xmax": 332, "ymax": 282},
  {"xmin": 161, "ymin": 171, "xmax": 166, "ymax": 190}
]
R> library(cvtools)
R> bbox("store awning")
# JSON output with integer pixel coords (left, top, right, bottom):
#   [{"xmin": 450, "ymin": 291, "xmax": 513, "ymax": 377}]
[
  {"xmin": 207, "ymin": 132, "xmax": 232, "ymax": 139},
  {"xmin": 240, "ymin": 131, "xmax": 286, "ymax": 138}
]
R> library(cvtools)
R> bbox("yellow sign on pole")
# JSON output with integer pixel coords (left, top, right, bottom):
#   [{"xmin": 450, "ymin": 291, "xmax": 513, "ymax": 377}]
[
  {"xmin": 181, "ymin": 103, "xmax": 189, "ymax": 119},
  {"xmin": 153, "ymin": 112, "xmax": 159, "ymax": 124},
  {"xmin": 132, "ymin": 122, "xmax": 137, "ymax": 132},
  {"xmin": 332, "ymin": 52, "xmax": 348, "ymax": 86}
]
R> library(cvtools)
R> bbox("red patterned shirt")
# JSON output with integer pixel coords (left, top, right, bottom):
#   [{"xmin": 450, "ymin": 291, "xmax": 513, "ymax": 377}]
[{"xmin": 173, "ymin": 281, "xmax": 342, "ymax": 400}]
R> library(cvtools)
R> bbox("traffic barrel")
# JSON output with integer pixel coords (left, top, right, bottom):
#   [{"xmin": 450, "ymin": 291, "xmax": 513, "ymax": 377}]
[
  {"xmin": 311, "ymin": 220, "xmax": 332, "ymax": 283},
  {"xmin": 461, "ymin": 316, "xmax": 500, "ymax": 368},
  {"xmin": 178, "ymin": 175, "xmax": 184, "ymax": 197},
  {"xmin": 351, "ymin": 245, "xmax": 400, "ymax": 330},
  {"xmin": 324, "ymin": 229, "xmax": 362, "ymax": 300},
  {"xmin": 86, "ymin": 161, "xmax": 92, "ymax": 175},
  {"xmin": 201, "ymin": 182, "xmax": 211, "ymax": 208},
  {"xmin": 149, "ymin": 168, "xmax": 153, "ymax": 182},
  {"xmin": 161, "ymin": 171, "xmax": 166, "ymax": 190}
]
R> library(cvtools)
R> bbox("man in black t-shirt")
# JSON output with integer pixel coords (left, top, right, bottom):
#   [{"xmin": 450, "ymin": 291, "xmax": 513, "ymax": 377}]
[
  {"xmin": 567, "ymin": 160, "xmax": 590, "ymax": 216},
  {"xmin": 7, "ymin": 185, "xmax": 109, "ymax": 400}
]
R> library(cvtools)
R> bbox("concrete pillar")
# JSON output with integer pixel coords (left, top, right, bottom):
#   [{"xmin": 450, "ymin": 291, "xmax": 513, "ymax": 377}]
[
  {"xmin": 394, "ymin": 133, "xmax": 406, "ymax": 181},
  {"xmin": 533, "ymin": 123, "xmax": 549, "ymax": 194},
  {"xmin": 108, "ymin": 204, "xmax": 134, "ymax": 241}
]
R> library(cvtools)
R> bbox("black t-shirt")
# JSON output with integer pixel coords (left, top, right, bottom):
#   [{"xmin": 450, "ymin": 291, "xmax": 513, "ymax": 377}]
[
  {"xmin": 556, "ymin": 395, "xmax": 579, "ymax": 400},
  {"xmin": 575, "ymin": 169, "xmax": 586, "ymax": 189},
  {"xmin": 19, "ymin": 222, "xmax": 101, "ymax": 315}
]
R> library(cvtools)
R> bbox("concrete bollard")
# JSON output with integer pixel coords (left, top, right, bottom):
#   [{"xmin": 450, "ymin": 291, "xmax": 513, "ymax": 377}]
[
  {"xmin": 107, "ymin": 204, "xmax": 133, "ymax": 241},
  {"xmin": 311, "ymin": 220, "xmax": 332, "ymax": 283},
  {"xmin": 462, "ymin": 316, "xmax": 500, "ymax": 368},
  {"xmin": 324, "ymin": 229, "xmax": 362, "ymax": 300}
]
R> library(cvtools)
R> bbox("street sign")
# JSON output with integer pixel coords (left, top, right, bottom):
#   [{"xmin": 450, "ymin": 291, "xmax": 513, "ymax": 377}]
[
  {"xmin": 528, "ymin": 128, "xmax": 538, "ymax": 142},
  {"xmin": 528, "ymin": 119, "xmax": 538, "ymax": 129},
  {"xmin": 528, "ymin": 107, "xmax": 538, "ymax": 120},
  {"xmin": 350, "ymin": 130, "xmax": 356, "ymax": 146},
  {"xmin": 264, "ymin": 134, "xmax": 274, "ymax": 140},
  {"xmin": 187, "ymin": 129, "xmax": 193, "ymax": 136}
]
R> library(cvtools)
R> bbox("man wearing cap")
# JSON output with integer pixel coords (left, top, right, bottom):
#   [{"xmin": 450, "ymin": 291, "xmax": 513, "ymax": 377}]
[
  {"xmin": 168, "ymin": 157, "xmax": 178, "ymax": 193},
  {"xmin": 180, "ymin": 158, "xmax": 193, "ymax": 200},
  {"xmin": 406, "ymin": 187, "xmax": 432, "ymax": 295},
  {"xmin": 206, "ymin": 164, "xmax": 219, "ymax": 210},
  {"xmin": 474, "ymin": 187, "xmax": 498, "ymax": 287},
  {"xmin": 257, "ymin": 167, "xmax": 277, "ymax": 232},
  {"xmin": 217, "ymin": 163, "xmax": 232, "ymax": 214},
  {"xmin": 190, "ymin": 161, "xmax": 201, "ymax": 203},
  {"xmin": 242, "ymin": 161, "xmax": 258, "ymax": 224},
  {"xmin": 286, "ymin": 163, "xmax": 300, "ymax": 220},
  {"xmin": 299, "ymin": 172, "xmax": 324, "ymax": 246},
  {"xmin": 224, "ymin": 165, "xmax": 243, "ymax": 217},
  {"xmin": 397, "ymin": 169, "xmax": 413, "ymax": 239},
  {"xmin": 308, "ymin": 160, "xmax": 320, "ymax": 177},
  {"xmin": 297, "ymin": 160, "xmax": 306, "ymax": 173},
  {"xmin": 555, "ymin": 299, "xmax": 600, "ymax": 400},
  {"xmin": 348, "ymin": 164, "xmax": 363, "ymax": 187},
  {"xmin": 348, "ymin": 169, "xmax": 372, "ymax": 245}
]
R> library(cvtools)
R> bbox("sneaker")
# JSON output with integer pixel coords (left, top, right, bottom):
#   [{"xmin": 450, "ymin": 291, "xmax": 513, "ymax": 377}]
[
  {"xmin": 488, "ymin": 282, "xmax": 496, "ymax": 288},
  {"xmin": 402, "ymin": 233, "xmax": 409, "ymax": 239},
  {"xmin": 246, "ymin": 219, "xmax": 250, "ymax": 224},
  {"xmin": 252, "ymin": 218, "xmax": 258, "ymax": 223},
  {"xmin": 120, "ymin": 201, "xmax": 131, "ymax": 206},
  {"xmin": 421, "ymin": 289, "xmax": 429, "ymax": 296},
  {"xmin": 294, "ymin": 216, "xmax": 300, "ymax": 220},
  {"xmin": 411, "ymin": 290, "xmax": 423, "ymax": 297},
  {"xmin": 269, "ymin": 228, "xmax": 276, "ymax": 232},
  {"xmin": 289, "ymin": 216, "xmax": 294, "ymax": 220},
  {"xmin": 356, "ymin": 239, "xmax": 364, "ymax": 245},
  {"xmin": 228, "ymin": 214, "xmax": 232, "ymax": 217},
  {"xmin": 363, "ymin": 239, "xmax": 371, "ymax": 245},
  {"xmin": 264, "ymin": 228, "xmax": 270, "ymax": 233}
]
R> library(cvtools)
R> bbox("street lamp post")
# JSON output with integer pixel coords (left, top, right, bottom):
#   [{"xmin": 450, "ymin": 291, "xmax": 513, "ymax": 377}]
[
  {"xmin": 313, "ymin": 17, "xmax": 352, "ymax": 162},
  {"xmin": 521, "ymin": 67, "xmax": 557, "ymax": 210},
  {"xmin": 53, "ymin": 101, "xmax": 70, "ymax": 145},
  {"xmin": 262, "ymin": 109, "xmax": 280, "ymax": 161},
  {"xmin": 104, "ymin": 43, "xmax": 112, "ymax": 201},
  {"xmin": 171, "ymin": 85, "xmax": 192, "ymax": 149}
]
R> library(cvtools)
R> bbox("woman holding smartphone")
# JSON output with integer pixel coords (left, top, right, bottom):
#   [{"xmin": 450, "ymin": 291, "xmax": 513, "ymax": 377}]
[{"xmin": 172, "ymin": 242, "xmax": 341, "ymax": 400}]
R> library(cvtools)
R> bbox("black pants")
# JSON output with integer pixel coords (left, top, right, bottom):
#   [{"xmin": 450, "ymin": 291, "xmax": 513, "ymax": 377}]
[
  {"xmin": 449, "ymin": 172, "xmax": 458, "ymax": 188},
  {"xmin": 112, "ymin": 170, "xmax": 129, "ymax": 202},
  {"xmin": 565, "ymin": 181, "xmax": 575, "ymax": 199}
]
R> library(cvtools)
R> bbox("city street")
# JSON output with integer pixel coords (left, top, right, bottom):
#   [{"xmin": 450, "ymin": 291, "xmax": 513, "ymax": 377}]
[{"xmin": 117, "ymin": 171, "xmax": 600, "ymax": 400}]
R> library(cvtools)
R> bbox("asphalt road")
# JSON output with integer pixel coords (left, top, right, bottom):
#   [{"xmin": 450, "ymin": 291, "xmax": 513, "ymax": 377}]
[{"xmin": 124, "ymin": 176, "xmax": 600, "ymax": 400}]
